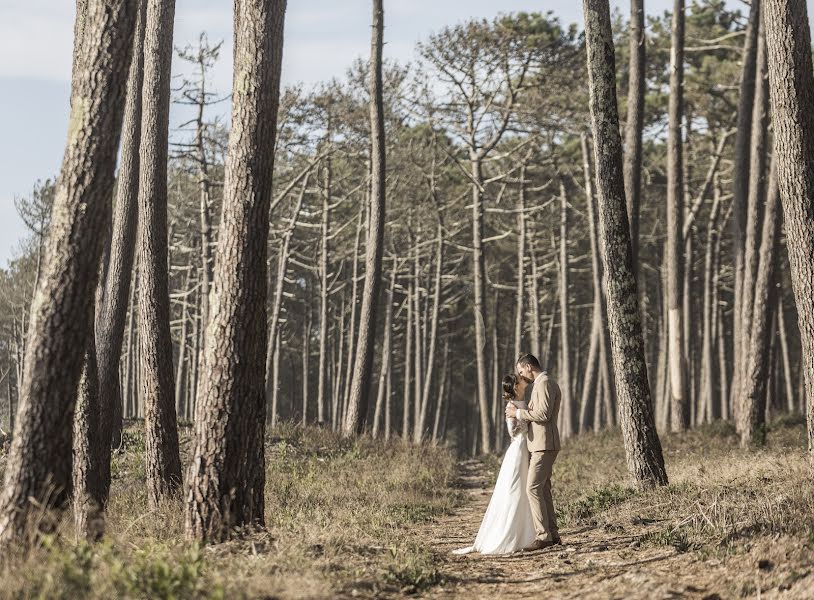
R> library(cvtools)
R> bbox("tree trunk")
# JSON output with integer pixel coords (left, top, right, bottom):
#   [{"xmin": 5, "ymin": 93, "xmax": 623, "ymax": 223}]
[
  {"xmin": 342, "ymin": 212, "xmax": 363, "ymax": 423},
  {"xmin": 666, "ymin": 0, "xmax": 688, "ymax": 432},
  {"xmin": 0, "ymin": 0, "xmax": 138, "ymax": 553},
  {"xmin": 174, "ymin": 271, "xmax": 191, "ymax": 420},
  {"xmin": 732, "ymin": 0, "xmax": 762, "ymax": 407},
  {"xmin": 700, "ymin": 181, "xmax": 722, "ymax": 423},
  {"xmin": 741, "ymin": 162, "xmax": 780, "ymax": 446},
  {"xmin": 138, "ymin": 0, "xmax": 182, "ymax": 509},
  {"xmin": 737, "ymin": 19, "xmax": 770, "ymax": 428},
  {"xmin": 470, "ymin": 156, "xmax": 493, "ymax": 453},
  {"xmin": 432, "ymin": 340, "xmax": 450, "ymax": 444},
  {"xmin": 96, "ymin": 0, "xmax": 146, "ymax": 501},
  {"xmin": 529, "ymin": 248, "xmax": 542, "ymax": 358},
  {"xmin": 317, "ymin": 158, "xmax": 331, "ymax": 424},
  {"xmin": 402, "ymin": 281, "xmax": 413, "ymax": 439},
  {"xmin": 583, "ymin": 0, "xmax": 668, "ymax": 488},
  {"xmin": 764, "ymin": 0, "xmax": 814, "ymax": 465},
  {"xmin": 624, "ymin": 0, "xmax": 645, "ymax": 275},
  {"xmin": 514, "ymin": 165, "xmax": 527, "ymax": 360},
  {"xmin": 372, "ymin": 268, "xmax": 396, "ymax": 438},
  {"xmin": 265, "ymin": 176, "xmax": 307, "ymax": 413},
  {"xmin": 345, "ymin": 0, "xmax": 386, "ymax": 435},
  {"xmin": 558, "ymin": 179, "xmax": 574, "ymax": 437},
  {"xmin": 777, "ymin": 295, "xmax": 796, "ymax": 413},
  {"xmin": 73, "ymin": 343, "xmax": 104, "ymax": 541},
  {"xmin": 185, "ymin": 0, "xmax": 287, "ymax": 542},
  {"xmin": 417, "ymin": 226, "xmax": 443, "ymax": 441}
]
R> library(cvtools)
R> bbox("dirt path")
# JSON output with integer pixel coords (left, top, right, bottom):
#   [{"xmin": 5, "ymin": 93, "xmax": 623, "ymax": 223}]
[{"xmin": 415, "ymin": 460, "xmax": 812, "ymax": 600}]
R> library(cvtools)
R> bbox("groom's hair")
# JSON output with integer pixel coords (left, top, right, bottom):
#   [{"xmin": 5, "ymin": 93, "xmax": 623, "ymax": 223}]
[{"xmin": 516, "ymin": 353, "xmax": 541, "ymax": 371}]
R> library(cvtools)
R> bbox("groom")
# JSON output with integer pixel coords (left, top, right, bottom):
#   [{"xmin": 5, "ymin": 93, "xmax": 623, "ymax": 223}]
[{"xmin": 506, "ymin": 353, "xmax": 562, "ymax": 550}]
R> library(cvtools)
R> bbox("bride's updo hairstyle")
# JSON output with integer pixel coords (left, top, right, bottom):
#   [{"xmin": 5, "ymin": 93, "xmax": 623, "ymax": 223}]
[{"xmin": 502, "ymin": 374, "xmax": 518, "ymax": 401}]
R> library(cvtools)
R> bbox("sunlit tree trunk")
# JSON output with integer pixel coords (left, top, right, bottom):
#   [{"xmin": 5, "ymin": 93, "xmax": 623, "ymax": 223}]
[{"xmin": 185, "ymin": 0, "xmax": 287, "ymax": 542}]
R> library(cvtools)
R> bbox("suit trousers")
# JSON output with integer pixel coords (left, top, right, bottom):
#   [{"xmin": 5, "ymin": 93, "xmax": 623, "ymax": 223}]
[{"xmin": 527, "ymin": 450, "xmax": 559, "ymax": 542}]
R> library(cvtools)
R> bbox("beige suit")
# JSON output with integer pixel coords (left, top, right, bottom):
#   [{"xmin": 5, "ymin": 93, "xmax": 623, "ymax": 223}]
[{"xmin": 516, "ymin": 373, "xmax": 561, "ymax": 542}]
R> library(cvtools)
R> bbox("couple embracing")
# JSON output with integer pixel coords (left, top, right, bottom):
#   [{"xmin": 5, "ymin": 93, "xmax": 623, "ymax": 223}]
[{"xmin": 455, "ymin": 353, "xmax": 562, "ymax": 555}]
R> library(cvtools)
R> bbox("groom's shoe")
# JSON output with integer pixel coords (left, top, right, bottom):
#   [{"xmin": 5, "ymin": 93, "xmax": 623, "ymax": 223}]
[
  {"xmin": 552, "ymin": 536, "xmax": 562, "ymax": 546},
  {"xmin": 522, "ymin": 540, "xmax": 556, "ymax": 552}
]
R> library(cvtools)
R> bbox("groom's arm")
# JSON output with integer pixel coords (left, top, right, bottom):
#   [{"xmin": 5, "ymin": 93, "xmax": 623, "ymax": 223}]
[{"xmin": 515, "ymin": 383, "xmax": 553, "ymax": 423}]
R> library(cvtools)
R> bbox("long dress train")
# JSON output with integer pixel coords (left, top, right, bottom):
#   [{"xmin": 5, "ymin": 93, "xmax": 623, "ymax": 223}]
[{"xmin": 453, "ymin": 400, "xmax": 536, "ymax": 555}]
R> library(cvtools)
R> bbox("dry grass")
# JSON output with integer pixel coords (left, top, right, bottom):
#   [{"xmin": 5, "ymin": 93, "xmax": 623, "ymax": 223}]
[
  {"xmin": 1, "ymin": 417, "xmax": 812, "ymax": 598},
  {"xmin": 0, "ymin": 423, "xmax": 460, "ymax": 599}
]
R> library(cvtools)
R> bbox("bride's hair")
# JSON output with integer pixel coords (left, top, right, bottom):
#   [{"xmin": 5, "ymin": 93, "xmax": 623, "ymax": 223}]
[{"xmin": 502, "ymin": 374, "xmax": 517, "ymax": 401}]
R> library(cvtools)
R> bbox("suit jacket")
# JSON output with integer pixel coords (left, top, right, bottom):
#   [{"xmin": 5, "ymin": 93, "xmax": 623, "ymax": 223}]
[{"xmin": 516, "ymin": 373, "xmax": 561, "ymax": 452}]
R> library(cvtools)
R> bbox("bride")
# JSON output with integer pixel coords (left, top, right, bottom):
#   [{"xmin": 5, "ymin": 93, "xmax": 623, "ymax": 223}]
[{"xmin": 454, "ymin": 374, "xmax": 536, "ymax": 555}]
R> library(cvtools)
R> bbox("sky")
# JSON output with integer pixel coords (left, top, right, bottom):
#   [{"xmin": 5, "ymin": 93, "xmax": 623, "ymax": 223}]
[{"xmin": 0, "ymin": 0, "xmax": 795, "ymax": 267}]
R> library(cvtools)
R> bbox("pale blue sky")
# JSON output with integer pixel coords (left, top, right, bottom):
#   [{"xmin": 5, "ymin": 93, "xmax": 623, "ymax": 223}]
[{"xmin": 0, "ymin": 0, "xmax": 778, "ymax": 266}]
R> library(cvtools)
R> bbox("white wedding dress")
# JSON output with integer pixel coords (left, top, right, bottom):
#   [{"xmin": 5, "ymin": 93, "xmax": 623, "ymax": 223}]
[{"xmin": 453, "ymin": 400, "xmax": 536, "ymax": 555}]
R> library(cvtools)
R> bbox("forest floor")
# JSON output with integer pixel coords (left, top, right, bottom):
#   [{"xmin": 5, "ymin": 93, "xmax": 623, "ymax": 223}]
[
  {"xmin": 0, "ymin": 419, "xmax": 813, "ymax": 599},
  {"xmin": 418, "ymin": 418, "xmax": 814, "ymax": 600}
]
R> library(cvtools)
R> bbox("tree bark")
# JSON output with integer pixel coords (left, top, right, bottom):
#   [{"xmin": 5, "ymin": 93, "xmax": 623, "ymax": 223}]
[
  {"xmin": 471, "ymin": 156, "xmax": 493, "ymax": 453},
  {"xmin": 741, "ymin": 161, "xmax": 780, "ymax": 446},
  {"xmin": 317, "ymin": 157, "xmax": 331, "ymax": 424},
  {"xmin": 0, "ymin": 0, "xmax": 138, "ymax": 553},
  {"xmin": 73, "ymin": 343, "xmax": 104, "ymax": 541},
  {"xmin": 185, "ymin": 0, "xmax": 287, "ymax": 542},
  {"xmin": 558, "ymin": 179, "xmax": 574, "ymax": 437},
  {"xmin": 666, "ymin": 0, "xmax": 689, "ymax": 432},
  {"xmin": 764, "ymin": 0, "xmax": 814, "ymax": 464},
  {"xmin": 417, "ymin": 225, "xmax": 443, "ymax": 441},
  {"xmin": 732, "ymin": 0, "xmax": 762, "ymax": 404},
  {"xmin": 372, "ymin": 268, "xmax": 396, "ymax": 438},
  {"xmin": 624, "ymin": 0, "xmax": 645, "ymax": 275},
  {"xmin": 137, "ymin": 0, "xmax": 182, "ymax": 509},
  {"xmin": 583, "ymin": 0, "xmax": 668, "ymax": 488},
  {"xmin": 737, "ymin": 18, "xmax": 770, "ymax": 428}
]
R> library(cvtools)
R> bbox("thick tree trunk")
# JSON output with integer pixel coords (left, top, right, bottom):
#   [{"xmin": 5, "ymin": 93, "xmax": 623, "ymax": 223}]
[
  {"xmin": 624, "ymin": 0, "xmax": 645, "ymax": 274},
  {"xmin": 741, "ymin": 163, "xmax": 780, "ymax": 446},
  {"xmin": 764, "ymin": 0, "xmax": 814, "ymax": 464},
  {"xmin": 666, "ymin": 0, "xmax": 688, "ymax": 432},
  {"xmin": 0, "ymin": 0, "xmax": 138, "ymax": 553},
  {"xmin": 138, "ymin": 0, "xmax": 182, "ymax": 509},
  {"xmin": 185, "ymin": 0, "xmax": 287, "ymax": 542},
  {"xmin": 583, "ymin": 0, "xmax": 668, "ymax": 488}
]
